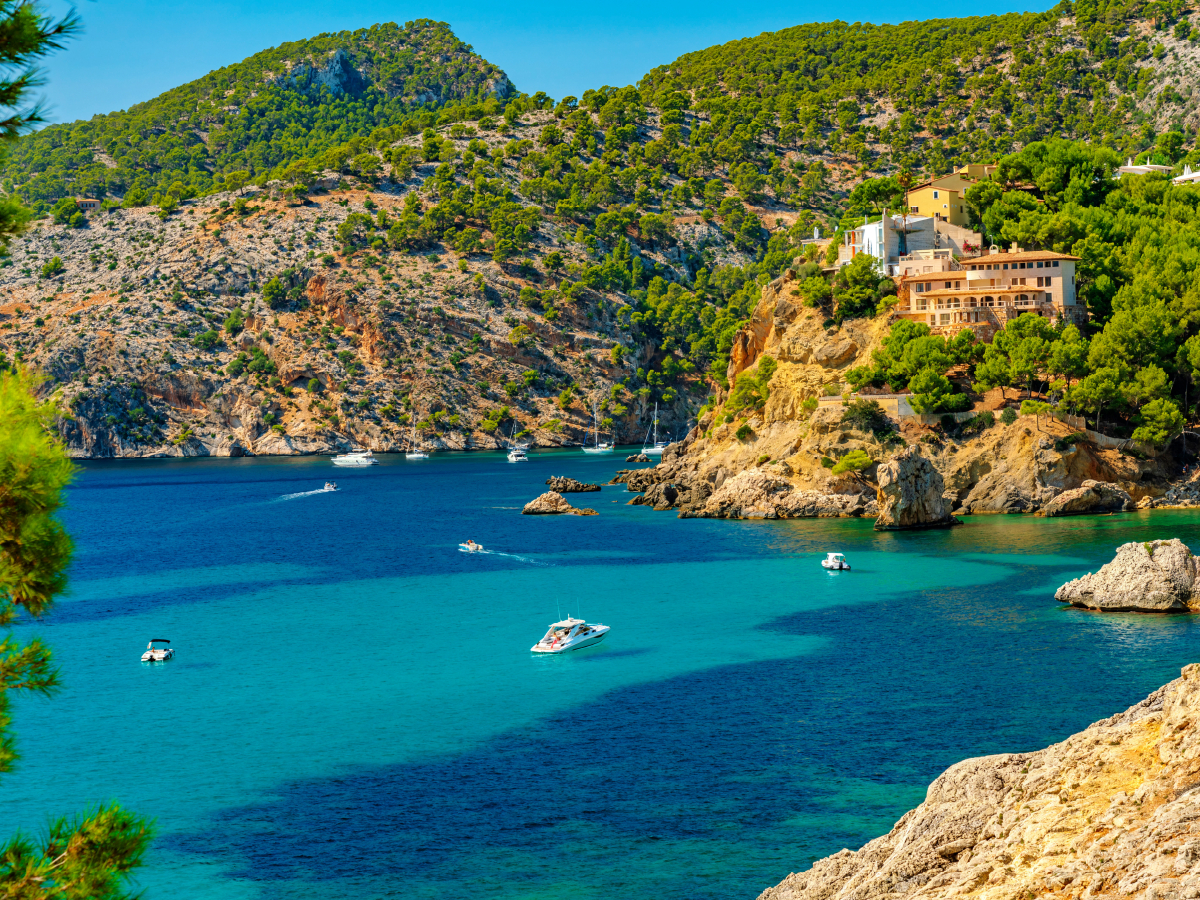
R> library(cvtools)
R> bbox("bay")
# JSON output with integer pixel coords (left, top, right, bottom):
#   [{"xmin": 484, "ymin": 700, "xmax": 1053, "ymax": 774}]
[{"xmin": 5, "ymin": 450, "xmax": 1199, "ymax": 899}]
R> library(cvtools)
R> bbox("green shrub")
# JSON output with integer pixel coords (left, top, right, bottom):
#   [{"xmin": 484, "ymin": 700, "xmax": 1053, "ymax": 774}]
[
  {"xmin": 842, "ymin": 399, "xmax": 890, "ymax": 435},
  {"xmin": 307, "ymin": 378, "xmax": 320, "ymax": 393},
  {"xmin": 192, "ymin": 329, "xmax": 220, "ymax": 350},
  {"xmin": 1000, "ymin": 408, "xmax": 1017, "ymax": 426},
  {"xmin": 801, "ymin": 397, "xmax": 818, "ymax": 414},
  {"xmin": 735, "ymin": 423, "xmax": 753, "ymax": 441},
  {"xmin": 819, "ymin": 456, "xmax": 834, "ymax": 468},
  {"xmin": 831, "ymin": 449, "xmax": 873, "ymax": 475},
  {"xmin": 756, "ymin": 454, "xmax": 771, "ymax": 465}
]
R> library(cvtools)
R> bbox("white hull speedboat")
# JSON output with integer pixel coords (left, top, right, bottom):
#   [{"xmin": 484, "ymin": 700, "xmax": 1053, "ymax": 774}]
[
  {"xmin": 459, "ymin": 541, "xmax": 485, "ymax": 553},
  {"xmin": 141, "ymin": 639, "xmax": 174, "ymax": 662},
  {"xmin": 406, "ymin": 451, "xmax": 429, "ymax": 459},
  {"xmin": 531, "ymin": 617, "xmax": 610, "ymax": 654},
  {"xmin": 821, "ymin": 553, "xmax": 851, "ymax": 571},
  {"xmin": 332, "ymin": 451, "xmax": 378, "ymax": 467},
  {"xmin": 324, "ymin": 482, "xmax": 338, "ymax": 491},
  {"xmin": 508, "ymin": 447, "xmax": 528, "ymax": 462}
]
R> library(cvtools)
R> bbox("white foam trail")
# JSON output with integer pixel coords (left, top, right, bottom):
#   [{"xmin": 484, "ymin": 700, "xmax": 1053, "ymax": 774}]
[
  {"xmin": 276, "ymin": 488, "xmax": 334, "ymax": 502},
  {"xmin": 458, "ymin": 547, "xmax": 547, "ymax": 566}
]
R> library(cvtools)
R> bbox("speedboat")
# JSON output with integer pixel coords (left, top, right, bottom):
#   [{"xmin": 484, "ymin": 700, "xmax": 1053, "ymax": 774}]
[
  {"xmin": 332, "ymin": 450, "xmax": 378, "ymax": 467},
  {"xmin": 459, "ymin": 540, "xmax": 485, "ymax": 552},
  {"xmin": 821, "ymin": 552, "xmax": 851, "ymax": 571},
  {"xmin": 530, "ymin": 617, "xmax": 610, "ymax": 653},
  {"xmin": 140, "ymin": 638, "xmax": 174, "ymax": 662},
  {"xmin": 508, "ymin": 446, "xmax": 528, "ymax": 462},
  {"xmin": 323, "ymin": 481, "xmax": 338, "ymax": 491}
]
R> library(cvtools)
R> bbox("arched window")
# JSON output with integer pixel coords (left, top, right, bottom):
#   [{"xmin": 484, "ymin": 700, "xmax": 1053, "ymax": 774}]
[
  {"xmin": 967, "ymin": 297, "xmax": 977, "ymax": 307},
  {"xmin": 984, "ymin": 296, "xmax": 995, "ymax": 307}
]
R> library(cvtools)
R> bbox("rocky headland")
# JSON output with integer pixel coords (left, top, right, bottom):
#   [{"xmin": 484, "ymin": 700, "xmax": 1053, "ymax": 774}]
[
  {"xmin": 613, "ymin": 269, "xmax": 1181, "ymax": 523},
  {"xmin": 522, "ymin": 491, "xmax": 597, "ymax": 516},
  {"xmin": 873, "ymin": 446, "xmax": 959, "ymax": 530},
  {"xmin": 1056, "ymin": 539, "xmax": 1200, "ymax": 612},
  {"xmin": 760, "ymin": 663, "xmax": 1200, "ymax": 900}
]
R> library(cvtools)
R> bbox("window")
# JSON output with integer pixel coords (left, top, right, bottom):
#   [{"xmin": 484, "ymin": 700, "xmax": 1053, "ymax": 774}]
[
  {"xmin": 939, "ymin": 313, "xmax": 951, "ymax": 325},
  {"xmin": 1036, "ymin": 261, "xmax": 1043, "ymax": 268},
  {"xmin": 1002, "ymin": 263, "xmax": 1009, "ymax": 269},
  {"xmin": 933, "ymin": 190, "xmax": 940, "ymax": 198},
  {"xmin": 917, "ymin": 297, "xmax": 928, "ymax": 310},
  {"xmin": 1053, "ymin": 260, "xmax": 1060, "ymax": 268},
  {"xmin": 944, "ymin": 282, "xmax": 952, "ymax": 290},
  {"xmin": 912, "ymin": 206, "xmax": 919, "ymax": 213}
]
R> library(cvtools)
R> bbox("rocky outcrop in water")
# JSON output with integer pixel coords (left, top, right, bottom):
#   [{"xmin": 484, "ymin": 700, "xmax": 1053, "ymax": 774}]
[
  {"xmin": 874, "ymin": 446, "xmax": 959, "ymax": 530},
  {"xmin": 522, "ymin": 491, "xmax": 597, "ymax": 516},
  {"xmin": 759, "ymin": 663, "xmax": 1200, "ymax": 900},
  {"xmin": 544, "ymin": 476, "xmax": 600, "ymax": 493},
  {"xmin": 626, "ymin": 453, "xmax": 651, "ymax": 462},
  {"xmin": 1055, "ymin": 538, "xmax": 1200, "ymax": 611},
  {"xmin": 1040, "ymin": 479, "xmax": 1132, "ymax": 516}
]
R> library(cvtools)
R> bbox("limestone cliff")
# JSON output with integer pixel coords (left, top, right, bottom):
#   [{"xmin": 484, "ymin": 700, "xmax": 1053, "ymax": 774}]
[
  {"xmin": 1056, "ymin": 539, "xmax": 1200, "ymax": 612},
  {"xmin": 760, "ymin": 663, "xmax": 1200, "ymax": 900},
  {"xmin": 614, "ymin": 271, "xmax": 1178, "ymax": 519}
]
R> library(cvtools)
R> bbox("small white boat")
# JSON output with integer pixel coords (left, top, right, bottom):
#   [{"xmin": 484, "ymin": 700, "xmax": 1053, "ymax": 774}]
[
  {"xmin": 140, "ymin": 638, "xmax": 174, "ymax": 662},
  {"xmin": 324, "ymin": 481, "xmax": 338, "ymax": 491},
  {"xmin": 406, "ymin": 450, "xmax": 429, "ymax": 460},
  {"xmin": 459, "ymin": 540, "xmax": 485, "ymax": 552},
  {"xmin": 582, "ymin": 442, "xmax": 614, "ymax": 454},
  {"xmin": 821, "ymin": 552, "xmax": 851, "ymax": 571},
  {"xmin": 508, "ymin": 446, "xmax": 528, "ymax": 462},
  {"xmin": 531, "ymin": 617, "xmax": 610, "ymax": 654},
  {"xmin": 582, "ymin": 403, "xmax": 614, "ymax": 453},
  {"xmin": 642, "ymin": 402, "xmax": 669, "ymax": 455},
  {"xmin": 332, "ymin": 450, "xmax": 378, "ymax": 467}
]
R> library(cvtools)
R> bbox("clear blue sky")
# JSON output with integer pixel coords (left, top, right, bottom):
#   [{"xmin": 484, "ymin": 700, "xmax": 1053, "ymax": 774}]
[{"xmin": 39, "ymin": 0, "xmax": 1051, "ymax": 124}]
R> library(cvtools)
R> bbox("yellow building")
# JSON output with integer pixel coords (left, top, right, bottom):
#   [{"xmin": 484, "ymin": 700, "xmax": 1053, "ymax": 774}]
[{"xmin": 904, "ymin": 165, "xmax": 997, "ymax": 228}]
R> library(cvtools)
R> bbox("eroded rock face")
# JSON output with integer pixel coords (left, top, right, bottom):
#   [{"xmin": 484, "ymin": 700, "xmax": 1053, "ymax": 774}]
[
  {"xmin": 545, "ymin": 476, "xmax": 600, "ymax": 493},
  {"xmin": 1055, "ymin": 538, "xmax": 1200, "ymax": 611},
  {"xmin": 1040, "ymin": 479, "xmax": 1132, "ymax": 517},
  {"xmin": 521, "ymin": 491, "xmax": 598, "ymax": 516},
  {"xmin": 695, "ymin": 468, "xmax": 876, "ymax": 520},
  {"xmin": 759, "ymin": 665, "xmax": 1200, "ymax": 900},
  {"xmin": 874, "ymin": 446, "xmax": 959, "ymax": 530}
]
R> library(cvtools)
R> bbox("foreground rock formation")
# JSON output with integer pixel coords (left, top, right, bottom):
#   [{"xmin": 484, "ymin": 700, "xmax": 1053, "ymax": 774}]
[
  {"xmin": 760, "ymin": 663, "xmax": 1200, "ymax": 900},
  {"xmin": 874, "ymin": 446, "xmax": 959, "ymax": 531},
  {"xmin": 1055, "ymin": 539, "xmax": 1200, "ymax": 612},
  {"xmin": 521, "ymin": 491, "xmax": 597, "ymax": 516},
  {"xmin": 1040, "ymin": 480, "xmax": 1133, "ymax": 517},
  {"xmin": 544, "ymin": 476, "xmax": 600, "ymax": 493},
  {"xmin": 680, "ymin": 468, "xmax": 875, "ymax": 519}
]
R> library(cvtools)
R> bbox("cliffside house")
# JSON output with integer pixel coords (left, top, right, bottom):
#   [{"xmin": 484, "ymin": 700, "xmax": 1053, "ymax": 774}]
[
  {"xmin": 904, "ymin": 165, "xmax": 997, "ymax": 228},
  {"xmin": 894, "ymin": 245, "xmax": 1083, "ymax": 337},
  {"xmin": 837, "ymin": 212, "xmax": 937, "ymax": 275},
  {"xmin": 75, "ymin": 198, "xmax": 101, "ymax": 210},
  {"xmin": 1116, "ymin": 158, "xmax": 1173, "ymax": 178}
]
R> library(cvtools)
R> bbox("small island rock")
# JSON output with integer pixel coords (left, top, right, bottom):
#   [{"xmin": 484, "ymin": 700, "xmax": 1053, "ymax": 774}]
[
  {"xmin": 522, "ymin": 491, "xmax": 598, "ymax": 516},
  {"xmin": 626, "ymin": 453, "xmax": 651, "ymax": 462},
  {"xmin": 545, "ymin": 476, "xmax": 600, "ymax": 493},
  {"xmin": 1055, "ymin": 538, "xmax": 1200, "ymax": 612},
  {"xmin": 1040, "ymin": 479, "xmax": 1132, "ymax": 517},
  {"xmin": 874, "ymin": 446, "xmax": 959, "ymax": 530}
]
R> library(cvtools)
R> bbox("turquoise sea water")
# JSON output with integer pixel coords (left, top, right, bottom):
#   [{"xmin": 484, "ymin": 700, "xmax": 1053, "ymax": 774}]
[{"xmin": 5, "ymin": 450, "xmax": 1200, "ymax": 899}]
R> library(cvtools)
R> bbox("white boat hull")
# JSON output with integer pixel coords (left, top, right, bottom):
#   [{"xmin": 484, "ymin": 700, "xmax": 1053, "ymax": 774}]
[
  {"xmin": 582, "ymin": 448, "xmax": 613, "ymax": 454},
  {"xmin": 821, "ymin": 561, "xmax": 850, "ymax": 570},
  {"xmin": 643, "ymin": 447, "xmax": 665, "ymax": 455},
  {"xmin": 141, "ymin": 649, "xmax": 175, "ymax": 662},
  {"xmin": 332, "ymin": 458, "xmax": 377, "ymax": 467},
  {"xmin": 531, "ymin": 627, "xmax": 609, "ymax": 654},
  {"xmin": 406, "ymin": 453, "xmax": 428, "ymax": 460}
]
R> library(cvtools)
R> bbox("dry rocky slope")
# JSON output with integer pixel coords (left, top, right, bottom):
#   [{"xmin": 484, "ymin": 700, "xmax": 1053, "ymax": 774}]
[
  {"xmin": 760, "ymin": 663, "xmax": 1200, "ymax": 900},
  {"xmin": 0, "ymin": 159, "xmax": 705, "ymax": 458},
  {"xmin": 618, "ymin": 269, "xmax": 1182, "ymax": 519}
]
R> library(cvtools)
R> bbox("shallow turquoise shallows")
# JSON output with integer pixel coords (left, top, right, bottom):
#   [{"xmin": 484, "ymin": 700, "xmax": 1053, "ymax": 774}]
[{"xmin": 6, "ymin": 451, "xmax": 1200, "ymax": 899}]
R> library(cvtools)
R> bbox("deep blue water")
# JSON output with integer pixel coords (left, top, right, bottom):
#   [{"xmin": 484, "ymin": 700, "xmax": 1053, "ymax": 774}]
[{"xmin": 5, "ymin": 450, "xmax": 1200, "ymax": 899}]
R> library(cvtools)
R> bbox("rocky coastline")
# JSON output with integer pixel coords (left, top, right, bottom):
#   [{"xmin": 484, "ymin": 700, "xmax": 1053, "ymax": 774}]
[
  {"xmin": 759, "ymin": 664, "xmax": 1200, "ymax": 900},
  {"xmin": 1056, "ymin": 538, "xmax": 1200, "ymax": 612}
]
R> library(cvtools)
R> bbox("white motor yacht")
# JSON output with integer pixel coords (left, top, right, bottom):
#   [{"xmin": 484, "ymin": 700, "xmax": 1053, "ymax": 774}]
[
  {"xmin": 508, "ymin": 446, "xmax": 529, "ymax": 462},
  {"xmin": 821, "ymin": 552, "xmax": 851, "ymax": 571},
  {"xmin": 332, "ymin": 450, "xmax": 378, "ymax": 467},
  {"xmin": 140, "ymin": 638, "xmax": 174, "ymax": 662},
  {"xmin": 530, "ymin": 617, "xmax": 610, "ymax": 654},
  {"xmin": 324, "ymin": 481, "xmax": 338, "ymax": 491}
]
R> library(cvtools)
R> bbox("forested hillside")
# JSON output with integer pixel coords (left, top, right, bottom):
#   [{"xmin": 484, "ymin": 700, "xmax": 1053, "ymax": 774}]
[{"xmin": 2, "ymin": 19, "xmax": 512, "ymax": 208}]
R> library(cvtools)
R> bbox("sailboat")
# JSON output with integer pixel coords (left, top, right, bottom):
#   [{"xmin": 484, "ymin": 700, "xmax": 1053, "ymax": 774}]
[
  {"xmin": 406, "ymin": 424, "xmax": 428, "ymax": 460},
  {"xmin": 507, "ymin": 420, "xmax": 530, "ymax": 462},
  {"xmin": 643, "ymin": 402, "xmax": 669, "ymax": 455},
  {"xmin": 582, "ymin": 405, "xmax": 613, "ymax": 454}
]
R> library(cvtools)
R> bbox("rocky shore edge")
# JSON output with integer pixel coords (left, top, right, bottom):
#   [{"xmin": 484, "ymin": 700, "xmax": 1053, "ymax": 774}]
[
  {"xmin": 1056, "ymin": 538, "xmax": 1200, "ymax": 612},
  {"xmin": 758, "ymin": 663, "xmax": 1200, "ymax": 900}
]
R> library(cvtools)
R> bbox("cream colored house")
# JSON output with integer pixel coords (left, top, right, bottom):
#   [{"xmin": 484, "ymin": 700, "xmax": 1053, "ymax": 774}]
[{"xmin": 894, "ymin": 245, "xmax": 1083, "ymax": 336}]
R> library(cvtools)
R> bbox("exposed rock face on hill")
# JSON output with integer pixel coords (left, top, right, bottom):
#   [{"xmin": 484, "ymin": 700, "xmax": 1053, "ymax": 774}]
[
  {"xmin": 522, "ymin": 491, "xmax": 597, "ymax": 515},
  {"xmin": 680, "ymin": 468, "xmax": 875, "ymax": 520},
  {"xmin": 873, "ymin": 446, "xmax": 959, "ymax": 530},
  {"xmin": 1040, "ymin": 480, "xmax": 1133, "ymax": 517},
  {"xmin": 545, "ymin": 476, "xmax": 599, "ymax": 492},
  {"xmin": 613, "ymin": 269, "xmax": 1178, "ymax": 518},
  {"xmin": 1055, "ymin": 539, "xmax": 1200, "ymax": 612},
  {"xmin": 759, "ymin": 663, "xmax": 1200, "ymax": 900}
]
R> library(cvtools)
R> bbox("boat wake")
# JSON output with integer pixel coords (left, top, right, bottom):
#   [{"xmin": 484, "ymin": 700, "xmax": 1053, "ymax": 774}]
[
  {"xmin": 457, "ymin": 547, "xmax": 547, "ymax": 565},
  {"xmin": 275, "ymin": 488, "xmax": 335, "ymax": 502}
]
